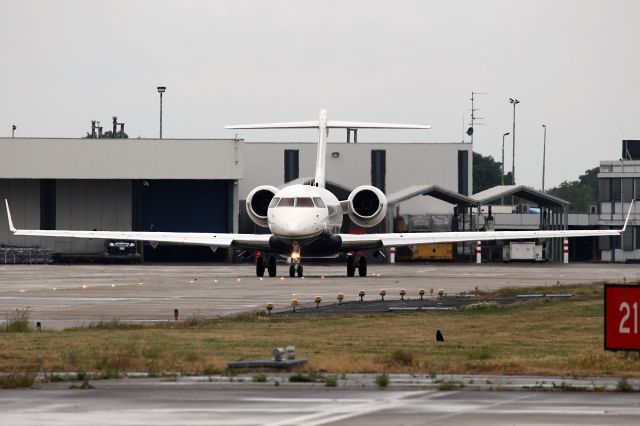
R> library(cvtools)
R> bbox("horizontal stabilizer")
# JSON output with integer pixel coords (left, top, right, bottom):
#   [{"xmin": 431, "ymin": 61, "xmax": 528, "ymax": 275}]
[
  {"xmin": 327, "ymin": 120, "xmax": 431, "ymax": 129},
  {"xmin": 225, "ymin": 121, "xmax": 319, "ymax": 129}
]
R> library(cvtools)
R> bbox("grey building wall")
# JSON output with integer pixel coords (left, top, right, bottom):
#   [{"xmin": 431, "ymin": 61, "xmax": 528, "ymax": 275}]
[
  {"xmin": 241, "ymin": 142, "xmax": 472, "ymax": 215},
  {"xmin": 598, "ymin": 160, "xmax": 640, "ymax": 262},
  {"xmin": 0, "ymin": 179, "xmax": 41, "ymax": 247}
]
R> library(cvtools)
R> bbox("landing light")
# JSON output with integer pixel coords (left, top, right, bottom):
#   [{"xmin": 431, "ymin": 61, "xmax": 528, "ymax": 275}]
[{"xmin": 291, "ymin": 252, "xmax": 300, "ymax": 260}]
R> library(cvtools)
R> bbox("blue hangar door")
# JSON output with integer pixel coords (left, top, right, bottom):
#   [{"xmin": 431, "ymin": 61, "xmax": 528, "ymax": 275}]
[{"xmin": 132, "ymin": 180, "xmax": 234, "ymax": 261}]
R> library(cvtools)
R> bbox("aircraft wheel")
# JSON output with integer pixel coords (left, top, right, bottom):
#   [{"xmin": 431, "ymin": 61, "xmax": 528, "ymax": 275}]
[
  {"xmin": 267, "ymin": 256, "xmax": 277, "ymax": 277},
  {"xmin": 256, "ymin": 256, "xmax": 265, "ymax": 277},
  {"xmin": 297, "ymin": 265, "xmax": 304, "ymax": 278},
  {"xmin": 358, "ymin": 256, "xmax": 367, "ymax": 277},
  {"xmin": 346, "ymin": 255, "xmax": 355, "ymax": 277},
  {"xmin": 289, "ymin": 265, "xmax": 296, "ymax": 278}
]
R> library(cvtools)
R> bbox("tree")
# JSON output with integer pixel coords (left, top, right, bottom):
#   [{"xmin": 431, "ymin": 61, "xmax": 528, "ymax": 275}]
[
  {"xmin": 548, "ymin": 167, "xmax": 599, "ymax": 213},
  {"xmin": 472, "ymin": 152, "xmax": 512, "ymax": 194}
]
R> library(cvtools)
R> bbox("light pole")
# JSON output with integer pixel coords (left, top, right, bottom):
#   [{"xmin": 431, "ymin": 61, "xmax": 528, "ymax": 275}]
[
  {"xmin": 509, "ymin": 98, "xmax": 520, "ymax": 184},
  {"xmin": 157, "ymin": 86, "xmax": 166, "ymax": 139},
  {"xmin": 502, "ymin": 132, "xmax": 510, "ymax": 185},
  {"xmin": 11, "ymin": 125, "xmax": 16, "ymax": 138},
  {"xmin": 542, "ymin": 124, "xmax": 547, "ymax": 191}
]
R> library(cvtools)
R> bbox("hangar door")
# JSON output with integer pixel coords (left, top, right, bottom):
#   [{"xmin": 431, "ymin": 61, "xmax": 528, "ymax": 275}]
[{"xmin": 133, "ymin": 180, "xmax": 233, "ymax": 261}]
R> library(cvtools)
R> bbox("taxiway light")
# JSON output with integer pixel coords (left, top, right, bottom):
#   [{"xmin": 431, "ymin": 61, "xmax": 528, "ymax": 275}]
[
  {"xmin": 475, "ymin": 286, "xmax": 479, "ymax": 294},
  {"xmin": 314, "ymin": 296, "xmax": 322, "ymax": 308},
  {"xmin": 81, "ymin": 285, "xmax": 88, "ymax": 290},
  {"xmin": 379, "ymin": 289, "xmax": 387, "ymax": 301},
  {"xmin": 52, "ymin": 288, "xmax": 56, "ymax": 291},
  {"xmin": 286, "ymin": 346, "xmax": 296, "ymax": 360},
  {"xmin": 418, "ymin": 289, "xmax": 425, "ymax": 300},
  {"xmin": 399, "ymin": 289, "xmax": 406, "ymax": 301},
  {"xmin": 321, "ymin": 275, "xmax": 325, "ymax": 279},
  {"xmin": 337, "ymin": 293, "xmax": 344, "ymax": 304},
  {"xmin": 111, "ymin": 284, "xmax": 115, "ymax": 288},
  {"xmin": 214, "ymin": 279, "xmax": 218, "ymax": 283},
  {"xmin": 429, "ymin": 288, "xmax": 434, "ymax": 295},
  {"xmin": 266, "ymin": 303, "xmax": 273, "ymax": 314},
  {"xmin": 358, "ymin": 290, "xmax": 366, "ymax": 301},
  {"xmin": 437, "ymin": 289, "xmax": 445, "ymax": 297},
  {"xmin": 19, "ymin": 289, "xmax": 26, "ymax": 293},
  {"xmin": 236, "ymin": 278, "xmax": 241, "ymax": 282},
  {"xmin": 174, "ymin": 309, "xmax": 179, "ymax": 320},
  {"xmin": 291, "ymin": 298, "xmax": 299, "ymax": 312},
  {"xmin": 273, "ymin": 347, "xmax": 285, "ymax": 362}
]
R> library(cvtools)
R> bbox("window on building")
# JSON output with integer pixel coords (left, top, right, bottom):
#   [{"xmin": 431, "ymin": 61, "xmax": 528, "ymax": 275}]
[
  {"xmin": 612, "ymin": 178, "xmax": 622, "ymax": 202},
  {"xmin": 600, "ymin": 178, "xmax": 611, "ymax": 202},
  {"xmin": 622, "ymin": 178, "xmax": 634, "ymax": 202},
  {"xmin": 284, "ymin": 150, "xmax": 299, "ymax": 183},
  {"xmin": 635, "ymin": 226, "xmax": 640, "ymax": 250},
  {"xmin": 371, "ymin": 150, "xmax": 386, "ymax": 193}
]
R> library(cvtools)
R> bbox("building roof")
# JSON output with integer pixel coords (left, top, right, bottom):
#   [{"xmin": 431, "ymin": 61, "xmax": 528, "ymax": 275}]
[
  {"xmin": 387, "ymin": 184, "xmax": 477, "ymax": 206},
  {"xmin": 471, "ymin": 185, "xmax": 569, "ymax": 207}
]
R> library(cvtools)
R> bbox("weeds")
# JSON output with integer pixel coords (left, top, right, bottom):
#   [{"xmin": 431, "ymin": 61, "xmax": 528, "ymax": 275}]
[
  {"xmin": 0, "ymin": 373, "xmax": 36, "ymax": 388},
  {"xmin": 437, "ymin": 380, "xmax": 464, "ymax": 391},
  {"xmin": 4, "ymin": 309, "xmax": 31, "ymax": 332},
  {"xmin": 325, "ymin": 375, "xmax": 338, "ymax": 387},
  {"xmin": 375, "ymin": 373, "xmax": 389, "ymax": 388},
  {"xmin": 253, "ymin": 373, "xmax": 268, "ymax": 382},
  {"xmin": 616, "ymin": 378, "xmax": 634, "ymax": 392},
  {"xmin": 386, "ymin": 349, "xmax": 414, "ymax": 367}
]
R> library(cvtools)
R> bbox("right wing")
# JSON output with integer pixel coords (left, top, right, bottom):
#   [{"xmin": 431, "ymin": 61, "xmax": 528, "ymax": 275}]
[{"xmin": 4, "ymin": 200, "xmax": 272, "ymax": 250}]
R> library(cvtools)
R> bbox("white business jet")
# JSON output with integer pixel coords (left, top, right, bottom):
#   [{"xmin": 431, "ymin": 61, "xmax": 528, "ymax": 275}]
[{"xmin": 4, "ymin": 109, "xmax": 633, "ymax": 278}]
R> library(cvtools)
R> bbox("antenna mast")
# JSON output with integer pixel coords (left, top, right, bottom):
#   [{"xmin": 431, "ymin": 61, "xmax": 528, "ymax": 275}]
[{"xmin": 468, "ymin": 91, "xmax": 487, "ymax": 145}]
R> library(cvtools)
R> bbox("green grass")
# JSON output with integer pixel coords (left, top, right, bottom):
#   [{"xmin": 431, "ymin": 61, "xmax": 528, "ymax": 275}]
[
  {"xmin": 1, "ymin": 283, "xmax": 640, "ymax": 377},
  {"xmin": 375, "ymin": 373, "xmax": 389, "ymax": 388}
]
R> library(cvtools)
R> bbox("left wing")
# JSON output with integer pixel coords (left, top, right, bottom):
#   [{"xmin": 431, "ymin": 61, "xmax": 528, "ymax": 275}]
[
  {"xmin": 340, "ymin": 200, "xmax": 633, "ymax": 251},
  {"xmin": 4, "ymin": 200, "xmax": 272, "ymax": 250}
]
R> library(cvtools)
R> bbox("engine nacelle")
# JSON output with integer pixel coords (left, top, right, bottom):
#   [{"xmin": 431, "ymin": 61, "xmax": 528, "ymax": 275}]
[
  {"xmin": 246, "ymin": 185, "xmax": 279, "ymax": 228},
  {"xmin": 347, "ymin": 185, "xmax": 388, "ymax": 228}
]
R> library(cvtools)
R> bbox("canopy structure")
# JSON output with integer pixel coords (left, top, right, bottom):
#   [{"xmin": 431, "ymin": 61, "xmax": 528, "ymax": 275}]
[
  {"xmin": 471, "ymin": 185, "xmax": 569, "ymax": 208},
  {"xmin": 387, "ymin": 184, "xmax": 477, "ymax": 207},
  {"xmin": 471, "ymin": 185, "xmax": 570, "ymax": 262}
]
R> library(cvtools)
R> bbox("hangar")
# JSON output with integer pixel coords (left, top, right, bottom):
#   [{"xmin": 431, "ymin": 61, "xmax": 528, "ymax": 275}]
[
  {"xmin": 0, "ymin": 137, "xmax": 243, "ymax": 261},
  {"xmin": 0, "ymin": 136, "xmax": 471, "ymax": 261}
]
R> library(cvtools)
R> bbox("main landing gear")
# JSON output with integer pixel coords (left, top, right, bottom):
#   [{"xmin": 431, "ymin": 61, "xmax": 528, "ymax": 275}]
[
  {"xmin": 256, "ymin": 255, "xmax": 277, "ymax": 277},
  {"xmin": 346, "ymin": 254, "xmax": 367, "ymax": 277}
]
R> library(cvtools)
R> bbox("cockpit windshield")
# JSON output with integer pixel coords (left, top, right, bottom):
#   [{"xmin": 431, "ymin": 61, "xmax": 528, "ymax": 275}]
[
  {"xmin": 277, "ymin": 197, "xmax": 295, "ymax": 207},
  {"xmin": 295, "ymin": 197, "xmax": 314, "ymax": 207}
]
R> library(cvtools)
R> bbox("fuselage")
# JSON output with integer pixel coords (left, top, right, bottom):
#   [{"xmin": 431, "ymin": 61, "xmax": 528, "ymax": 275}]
[{"xmin": 267, "ymin": 184, "xmax": 343, "ymax": 256}]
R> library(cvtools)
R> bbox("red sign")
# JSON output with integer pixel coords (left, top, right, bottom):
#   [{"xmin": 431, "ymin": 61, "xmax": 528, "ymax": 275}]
[{"xmin": 605, "ymin": 284, "xmax": 640, "ymax": 351}]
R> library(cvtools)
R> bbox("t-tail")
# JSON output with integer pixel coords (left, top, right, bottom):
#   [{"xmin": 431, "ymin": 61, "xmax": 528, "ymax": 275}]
[{"xmin": 226, "ymin": 109, "xmax": 431, "ymax": 188}]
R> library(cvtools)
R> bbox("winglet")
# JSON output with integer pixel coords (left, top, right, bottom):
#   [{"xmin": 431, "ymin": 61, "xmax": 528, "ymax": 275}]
[
  {"xmin": 5, "ymin": 199, "xmax": 16, "ymax": 233},
  {"xmin": 621, "ymin": 199, "xmax": 635, "ymax": 234}
]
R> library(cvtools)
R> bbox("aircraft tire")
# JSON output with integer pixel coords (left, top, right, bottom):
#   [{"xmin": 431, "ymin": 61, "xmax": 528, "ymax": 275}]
[
  {"xmin": 297, "ymin": 265, "xmax": 303, "ymax": 278},
  {"xmin": 267, "ymin": 256, "xmax": 277, "ymax": 277},
  {"xmin": 358, "ymin": 256, "xmax": 367, "ymax": 277},
  {"xmin": 256, "ymin": 256, "xmax": 265, "ymax": 277},
  {"xmin": 289, "ymin": 265, "xmax": 296, "ymax": 278},
  {"xmin": 347, "ymin": 255, "xmax": 355, "ymax": 277}
]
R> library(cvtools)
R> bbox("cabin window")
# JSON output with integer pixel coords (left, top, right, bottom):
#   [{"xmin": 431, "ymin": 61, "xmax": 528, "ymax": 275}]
[
  {"xmin": 295, "ymin": 197, "xmax": 314, "ymax": 207},
  {"xmin": 277, "ymin": 197, "xmax": 295, "ymax": 207},
  {"xmin": 313, "ymin": 197, "xmax": 326, "ymax": 208},
  {"xmin": 268, "ymin": 197, "xmax": 280, "ymax": 208}
]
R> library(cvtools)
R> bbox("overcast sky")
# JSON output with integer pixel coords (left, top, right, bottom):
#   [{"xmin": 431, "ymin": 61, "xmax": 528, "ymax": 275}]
[{"xmin": 1, "ymin": 0, "xmax": 638, "ymax": 189}]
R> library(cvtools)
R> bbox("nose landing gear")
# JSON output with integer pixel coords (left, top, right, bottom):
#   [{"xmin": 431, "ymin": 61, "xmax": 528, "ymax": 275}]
[
  {"xmin": 346, "ymin": 254, "xmax": 367, "ymax": 277},
  {"xmin": 289, "ymin": 243, "xmax": 304, "ymax": 278}
]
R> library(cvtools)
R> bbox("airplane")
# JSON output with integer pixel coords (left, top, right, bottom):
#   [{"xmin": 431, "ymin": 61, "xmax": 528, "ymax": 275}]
[{"xmin": 4, "ymin": 109, "xmax": 634, "ymax": 278}]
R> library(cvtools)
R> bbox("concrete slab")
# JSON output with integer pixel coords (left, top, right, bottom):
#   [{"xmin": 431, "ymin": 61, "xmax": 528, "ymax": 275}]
[{"xmin": 0, "ymin": 263, "xmax": 637, "ymax": 329}]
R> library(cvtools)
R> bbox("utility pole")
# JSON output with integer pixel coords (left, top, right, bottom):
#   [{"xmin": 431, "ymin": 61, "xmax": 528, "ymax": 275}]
[
  {"xmin": 468, "ymin": 92, "xmax": 486, "ymax": 144},
  {"xmin": 542, "ymin": 124, "xmax": 547, "ymax": 191},
  {"xmin": 157, "ymin": 86, "xmax": 166, "ymax": 139},
  {"xmin": 509, "ymin": 98, "xmax": 520, "ymax": 184},
  {"xmin": 502, "ymin": 132, "xmax": 510, "ymax": 185}
]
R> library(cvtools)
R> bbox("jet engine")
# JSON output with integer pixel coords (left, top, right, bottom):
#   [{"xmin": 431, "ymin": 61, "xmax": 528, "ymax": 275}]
[
  {"xmin": 246, "ymin": 185, "xmax": 279, "ymax": 227},
  {"xmin": 347, "ymin": 185, "xmax": 387, "ymax": 227}
]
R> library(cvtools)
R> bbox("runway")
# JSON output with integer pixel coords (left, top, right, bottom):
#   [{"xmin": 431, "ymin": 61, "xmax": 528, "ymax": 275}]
[
  {"xmin": 0, "ymin": 263, "xmax": 637, "ymax": 329},
  {"xmin": 2, "ymin": 379, "xmax": 640, "ymax": 425}
]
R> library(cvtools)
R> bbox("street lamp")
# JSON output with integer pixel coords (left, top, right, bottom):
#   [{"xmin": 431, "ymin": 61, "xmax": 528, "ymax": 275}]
[
  {"xmin": 542, "ymin": 124, "xmax": 547, "ymax": 191},
  {"xmin": 11, "ymin": 125, "xmax": 16, "ymax": 138},
  {"xmin": 502, "ymin": 132, "xmax": 510, "ymax": 185},
  {"xmin": 157, "ymin": 86, "xmax": 166, "ymax": 139},
  {"xmin": 509, "ymin": 98, "xmax": 520, "ymax": 184}
]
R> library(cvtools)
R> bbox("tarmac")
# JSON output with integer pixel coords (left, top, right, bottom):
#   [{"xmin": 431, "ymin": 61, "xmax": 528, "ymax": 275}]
[
  {"xmin": 0, "ymin": 262, "xmax": 638, "ymax": 329},
  {"xmin": 2, "ymin": 376, "xmax": 640, "ymax": 425}
]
